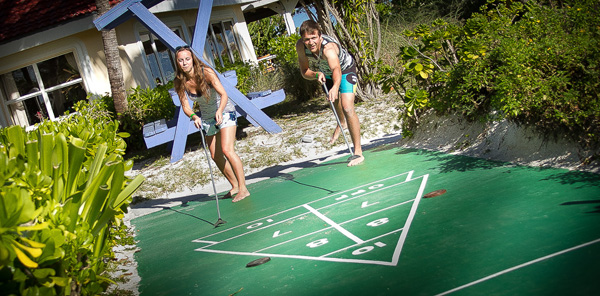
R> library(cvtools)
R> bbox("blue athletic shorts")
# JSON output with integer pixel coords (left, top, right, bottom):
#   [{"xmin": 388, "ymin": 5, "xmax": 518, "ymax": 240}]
[{"xmin": 325, "ymin": 64, "xmax": 358, "ymax": 94}]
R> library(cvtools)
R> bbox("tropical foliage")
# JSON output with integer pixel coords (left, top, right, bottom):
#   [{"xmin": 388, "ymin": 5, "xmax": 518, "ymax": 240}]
[
  {"xmin": 376, "ymin": 0, "xmax": 600, "ymax": 147},
  {"xmin": 248, "ymin": 15, "xmax": 287, "ymax": 57},
  {"xmin": 99, "ymin": 82, "xmax": 176, "ymax": 152},
  {"xmin": 0, "ymin": 102, "xmax": 144, "ymax": 295},
  {"xmin": 309, "ymin": 0, "xmax": 383, "ymax": 99}
]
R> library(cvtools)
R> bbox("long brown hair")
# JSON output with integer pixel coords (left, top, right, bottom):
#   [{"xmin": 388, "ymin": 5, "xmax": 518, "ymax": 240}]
[{"xmin": 174, "ymin": 47, "xmax": 211, "ymax": 102}]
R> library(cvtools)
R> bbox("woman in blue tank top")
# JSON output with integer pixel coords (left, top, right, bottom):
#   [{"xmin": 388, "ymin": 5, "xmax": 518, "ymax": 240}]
[{"xmin": 174, "ymin": 46, "xmax": 250, "ymax": 202}]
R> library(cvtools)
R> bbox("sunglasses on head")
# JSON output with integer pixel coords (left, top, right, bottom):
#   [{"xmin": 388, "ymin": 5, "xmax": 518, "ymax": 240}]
[{"xmin": 175, "ymin": 45, "xmax": 190, "ymax": 51}]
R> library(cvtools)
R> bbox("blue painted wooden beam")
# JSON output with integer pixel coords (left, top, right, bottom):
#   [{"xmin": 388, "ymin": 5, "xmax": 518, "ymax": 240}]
[
  {"xmin": 142, "ymin": 85, "xmax": 285, "ymax": 162},
  {"xmin": 169, "ymin": 89, "xmax": 194, "ymax": 162},
  {"xmin": 128, "ymin": 2, "xmax": 186, "ymax": 51},
  {"xmin": 218, "ymin": 73, "xmax": 282, "ymax": 133},
  {"xmin": 94, "ymin": 0, "xmax": 283, "ymax": 163},
  {"xmin": 127, "ymin": 2, "xmax": 282, "ymax": 133},
  {"xmin": 93, "ymin": 0, "xmax": 163, "ymax": 31},
  {"xmin": 191, "ymin": 0, "xmax": 213, "ymax": 52}
]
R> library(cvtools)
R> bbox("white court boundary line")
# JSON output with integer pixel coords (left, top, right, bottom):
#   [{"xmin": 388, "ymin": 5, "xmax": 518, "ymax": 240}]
[
  {"xmin": 194, "ymin": 171, "xmax": 415, "ymax": 241},
  {"xmin": 193, "ymin": 173, "xmax": 423, "ymax": 248},
  {"xmin": 391, "ymin": 173, "xmax": 428, "ymax": 266},
  {"xmin": 320, "ymin": 228, "xmax": 404, "ymax": 258},
  {"xmin": 193, "ymin": 174, "xmax": 429, "ymax": 266},
  {"xmin": 193, "ymin": 172, "xmax": 420, "ymax": 247},
  {"xmin": 195, "ymin": 248, "xmax": 396, "ymax": 266},
  {"xmin": 436, "ymin": 238, "xmax": 600, "ymax": 295}
]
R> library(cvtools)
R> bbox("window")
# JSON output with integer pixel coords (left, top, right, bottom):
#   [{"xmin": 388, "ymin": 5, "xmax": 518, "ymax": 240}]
[
  {"xmin": 206, "ymin": 20, "xmax": 242, "ymax": 68},
  {"xmin": 139, "ymin": 20, "xmax": 243, "ymax": 85},
  {"xmin": 140, "ymin": 28, "xmax": 183, "ymax": 85},
  {"xmin": 0, "ymin": 52, "xmax": 86, "ymax": 127}
]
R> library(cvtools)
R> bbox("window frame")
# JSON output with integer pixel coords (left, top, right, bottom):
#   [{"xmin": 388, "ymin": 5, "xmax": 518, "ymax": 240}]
[
  {"xmin": 206, "ymin": 19, "xmax": 242, "ymax": 68},
  {"xmin": 0, "ymin": 40, "xmax": 95, "ymax": 129},
  {"xmin": 0, "ymin": 51, "xmax": 87, "ymax": 128},
  {"xmin": 139, "ymin": 29, "xmax": 182, "ymax": 85},
  {"xmin": 135, "ymin": 18, "xmax": 192, "ymax": 88},
  {"xmin": 135, "ymin": 15, "xmax": 247, "ymax": 84}
]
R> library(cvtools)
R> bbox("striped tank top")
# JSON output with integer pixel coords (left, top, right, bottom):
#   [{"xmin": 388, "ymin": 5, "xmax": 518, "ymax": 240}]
[{"xmin": 304, "ymin": 35, "xmax": 354, "ymax": 76}]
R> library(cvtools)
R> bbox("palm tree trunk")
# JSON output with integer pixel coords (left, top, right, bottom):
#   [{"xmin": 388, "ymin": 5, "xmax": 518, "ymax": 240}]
[{"xmin": 95, "ymin": 0, "xmax": 128, "ymax": 116}]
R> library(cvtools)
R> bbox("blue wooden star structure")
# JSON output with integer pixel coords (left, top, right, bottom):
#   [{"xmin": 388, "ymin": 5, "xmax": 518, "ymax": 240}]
[{"xmin": 94, "ymin": 0, "xmax": 284, "ymax": 162}]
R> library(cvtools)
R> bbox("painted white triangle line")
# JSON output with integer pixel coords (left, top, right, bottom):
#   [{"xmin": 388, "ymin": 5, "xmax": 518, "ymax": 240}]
[
  {"xmin": 193, "ymin": 173, "xmax": 430, "ymax": 266},
  {"xmin": 195, "ymin": 171, "xmax": 415, "ymax": 240},
  {"xmin": 303, "ymin": 204, "xmax": 365, "ymax": 244},
  {"xmin": 253, "ymin": 199, "xmax": 415, "ymax": 253},
  {"xmin": 194, "ymin": 248, "xmax": 397, "ymax": 266},
  {"xmin": 196, "ymin": 179, "xmax": 417, "ymax": 249},
  {"xmin": 390, "ymin": 174, "xmax": 428, "ymax": 266},
  {"xmin": 320, "ymin": 228, "xmax": 404, "ymax": 258},
  {"xmin": 191, "ymin": 239, "xmax": 218, "ymax": 244}
]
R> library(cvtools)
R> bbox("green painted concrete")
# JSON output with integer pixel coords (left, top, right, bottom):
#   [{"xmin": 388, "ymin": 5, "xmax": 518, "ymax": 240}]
[{"xmin": 131, "ymin": 146, "xmax": 600, "ymax": 295}]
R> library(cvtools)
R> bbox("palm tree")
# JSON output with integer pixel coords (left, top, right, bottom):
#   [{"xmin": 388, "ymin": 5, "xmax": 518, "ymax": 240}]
[{"xmin": 95, "ymin": 0, "xmax": 128, "ymax": 116}]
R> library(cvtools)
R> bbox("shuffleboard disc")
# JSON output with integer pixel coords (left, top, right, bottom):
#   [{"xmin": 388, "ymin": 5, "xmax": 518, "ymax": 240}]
[
  {"xmin": 423, "ymin": 189, "xmax": 447, "ymax": 198},
  {"xmin": 246, "ymin": 257, "xmax": 271, "ymax": 267}
]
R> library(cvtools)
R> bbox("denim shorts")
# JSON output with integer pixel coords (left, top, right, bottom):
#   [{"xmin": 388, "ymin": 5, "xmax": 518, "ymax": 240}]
[{"xmin": 201, "ymin": 111, "xmax": 237, "ymax": 136}]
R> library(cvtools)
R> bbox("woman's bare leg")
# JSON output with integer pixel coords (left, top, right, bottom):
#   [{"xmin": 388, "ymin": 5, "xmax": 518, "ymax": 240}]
[
  {"xmin": 218, "ymin": 126, "xmax": 250, "ymax": 202},
  {"xmin": 206, "ymin": 134, "xmax": 238, "ymax": 198}
]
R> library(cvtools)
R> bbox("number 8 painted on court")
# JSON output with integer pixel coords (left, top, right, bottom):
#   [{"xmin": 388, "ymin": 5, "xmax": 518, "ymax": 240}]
[
  {"xmin": 367, "ymin": 218, "xmax": 389, "ymax": 227},
  {"xmin": 306, "ymin": 238, "xmax": 329, "ymax": 248}
]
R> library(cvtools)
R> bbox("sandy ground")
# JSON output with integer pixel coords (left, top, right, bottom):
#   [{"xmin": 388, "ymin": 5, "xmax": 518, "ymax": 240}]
[
  {"xmin": 401, "ymin": 111, "xmax": 599, "ymax": 174},
  {"xmin": 109, "ymin": 96, "xmax": 598, "ymax": 294}
]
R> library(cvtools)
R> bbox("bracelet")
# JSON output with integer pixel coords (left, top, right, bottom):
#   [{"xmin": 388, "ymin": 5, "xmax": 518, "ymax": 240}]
[
  {"xmin": 316, "ymin": 72, "xmax": 319, "ymax": 79},
  {"xmin": 190, "ymin": 113, "xmax": 196, "ymax": 119}
]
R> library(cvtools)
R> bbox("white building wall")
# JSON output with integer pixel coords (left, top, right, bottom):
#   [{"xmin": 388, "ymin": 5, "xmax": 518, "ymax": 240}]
[{"xmin": 0, "ymin": 2, "xmax": 263, "ymax": 128}]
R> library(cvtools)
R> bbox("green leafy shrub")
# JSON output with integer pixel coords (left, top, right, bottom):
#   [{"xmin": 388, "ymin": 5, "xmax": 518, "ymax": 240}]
[
  {"xmin": 216, "ymin": 60, "xmax": 255, "ymax": 95},
  {"xmin": 377, "ymin": 0, "xmax": 600, "ymax": 149},
  {"xmin": 441, "ymin": 0, "xmax": 600, "ymax": 147},
  {"xmin": 375, "ymin": 18, "xmax": 461, "ymax": 136},
  {"xmin": 100, "ymin": 82, "xmax": 176, "ymax": 152},
  {"xmin": 386, "ymin": 0, "xmax": 488, "ymax": 21},
  {"xmin": 0, "ymin": 105, "xmax": 144, "ymax": 295},
  {"xmin": 268, "ymin": 34, "xmax": 320, "ymax": 101},
  {"xmin": 248, "ymin": 15, "xmax": 287, "ymax": 57}
]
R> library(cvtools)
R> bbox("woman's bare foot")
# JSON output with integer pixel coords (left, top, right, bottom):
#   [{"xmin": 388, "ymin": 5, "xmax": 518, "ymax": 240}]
[
  {"xmin": 232, "ymin": 190, "xmax": 250, "ymax": 203},
  {"xmin": 222, "ymin": 188, "xmax": 238, "ymax": 199}
]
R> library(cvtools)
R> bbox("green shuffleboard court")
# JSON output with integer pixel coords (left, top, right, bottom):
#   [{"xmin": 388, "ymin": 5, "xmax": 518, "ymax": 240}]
[{"xmin": 131, "ymin": 144, "xmax": 600, "ymax": 295}]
